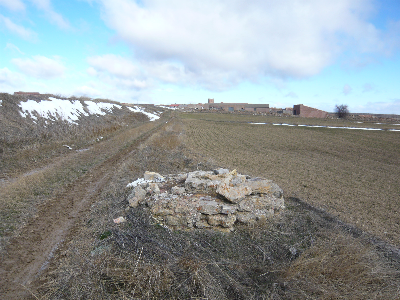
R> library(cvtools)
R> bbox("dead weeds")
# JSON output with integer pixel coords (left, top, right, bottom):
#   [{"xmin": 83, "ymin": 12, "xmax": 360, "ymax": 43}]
[
  {"xmin": 33, "ymin": 116, "xmax": 400, "ymax": 299},
  {"xmin": 283, "ymin": 232, "xmax": 400, "ymax": 299},
  {"xmin": 2, "ymin": 110, "xmax": 400, "ymax": 299}
]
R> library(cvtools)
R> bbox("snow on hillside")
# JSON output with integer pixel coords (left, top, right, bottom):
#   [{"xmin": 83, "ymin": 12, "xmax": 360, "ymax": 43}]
[
  {"xmin": 127, "ymin": 106, "xmax": 160, "ymax": 121},
  {"xmin": 19, "ymin": 98, "xmax": 160, "ymax": 123}
]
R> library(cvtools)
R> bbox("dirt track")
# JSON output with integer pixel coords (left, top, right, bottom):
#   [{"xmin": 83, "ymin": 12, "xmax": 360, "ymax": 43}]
[{"xmin": 0, "ymin": 120, "xmax": 165, "ymax": 299}]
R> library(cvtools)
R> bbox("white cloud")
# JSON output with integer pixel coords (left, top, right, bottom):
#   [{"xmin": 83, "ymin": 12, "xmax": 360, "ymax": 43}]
[
  {"xmin": 87, "ymin": 54, "xmax": 152, "ymax": 90},
  {"xmin": 96, "ymin": 0, "xmax": 391, "ymax": 91},
  {"xmin": 343, "ymin": 84, "xmax": 352, "ymax": 95},
  {"xmin": 88, "ymin": 70, "xmax": 150, "ymax": 90},
  {"xmin": 30, "ymin": 0, "xmax": 70, "ymax": 29},
  {"xmin": 0, "ymin": 14, "xmax": 37, "ymax": 40},
  {"xmin": 5, "ymin": 42, "xmax": 25, "ymax": 54},
  {"xmin": 0, "ymin": 67, "xmax": 25, "ymax": 90},
  {"xmin": 87, "ymin": 54, "xmax": 140, "ymax": 78},
  {"xmin": 0, "ymin": 0, "xmax": 25, "ymax": 11},
  {"xmin": 12, "ymin": 55, "xmax": 66, "ymax": 79},
  {"xmin": 86, "ymin": 67, "xmax": 97, "ymax": 77},
  {"xmin": 87, "ymin": 53, "xmax": 246, "ymax": 92}
]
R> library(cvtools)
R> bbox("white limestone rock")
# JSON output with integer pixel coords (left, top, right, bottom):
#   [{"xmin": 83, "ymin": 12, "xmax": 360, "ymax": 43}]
[
  {"xmin": 197, "ymin": 200, "xmax": 221, "ymax": 215},
  {"xmin": 127, "ymin": 169, "xmax": 284, "ymax": 231}
]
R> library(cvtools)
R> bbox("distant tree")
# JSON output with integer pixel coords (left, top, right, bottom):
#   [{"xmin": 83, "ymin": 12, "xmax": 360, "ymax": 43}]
[{"xmin": 335, "ymin": 104, "xmax": 349, "ymax": 118}]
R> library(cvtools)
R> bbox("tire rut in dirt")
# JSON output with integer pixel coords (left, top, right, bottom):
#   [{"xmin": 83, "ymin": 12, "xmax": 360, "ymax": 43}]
[{"xmin": 0, "ymin": 121, "xmax": 166, "ymax": 299}]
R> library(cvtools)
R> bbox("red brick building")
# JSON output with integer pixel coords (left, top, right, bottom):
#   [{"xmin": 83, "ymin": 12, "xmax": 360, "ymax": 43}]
[{"xmin": 293, "ymin": 104, "xmax": 328, "ymax": 118}]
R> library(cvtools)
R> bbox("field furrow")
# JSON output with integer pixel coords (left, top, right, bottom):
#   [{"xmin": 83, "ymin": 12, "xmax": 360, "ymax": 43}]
[{"xmin": 182, "ymin": 115, "xmax": 400, "ymax": 245}]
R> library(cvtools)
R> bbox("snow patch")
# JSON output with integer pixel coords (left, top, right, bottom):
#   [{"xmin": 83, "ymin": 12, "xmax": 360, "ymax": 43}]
[
  {"xmin": 19, "ymin": 98, "xmax": 123, "ymax": 124},
  {"xmin": 18, "ymin": 98, "xmax": 161, "ymax": 125},
  {"xmin": 126, "ymin": 178, "xmax": 151, "ymax": 188},
  {"xmin": 158, "ymin": 105, "xmax": 178, "ymax": 110},
  {"xmin": 127, "ymin": 106, "xmax": 160, "ymax": 121},
  {"xmin": 85, "ymin": 101, "xmax": 121, "ymax": 115},
  {"xmin": 20, "ymin": 98, "xmax": 86, "ymax": 124},
  {"xmin": 250, "ymin": 123, "xmax": 398, "ymax": 131},
  {"xmin": 126, "ymin": 175, "xmax": 165, "ymax": 188}
]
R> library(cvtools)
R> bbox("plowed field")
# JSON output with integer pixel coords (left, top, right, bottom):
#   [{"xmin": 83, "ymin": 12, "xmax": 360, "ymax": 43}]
[{"xmin": 182, "ymin": 113, "xmax": 400, "ymax": 245}]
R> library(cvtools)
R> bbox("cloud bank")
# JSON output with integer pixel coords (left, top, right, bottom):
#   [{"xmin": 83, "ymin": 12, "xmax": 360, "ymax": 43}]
[
  {"xmin": 12, "ymin": 55, "xmax": 66, "ymax": 79},
  {"xmin": 30, "ymin": 0, "xmax": 70, "ymax": 29},
  {"xmin": 0, "ymin": 14, "xmax": 37, "ymax": 40},
  {"xmin": 0, "ymin": 0, "xmax": 25, "ymax": 11},
  {"xmin": 0, "ymin": 67, "xmax": 25, "ymax": 90},
  {"xmin": 94, "ymin": 0, "xmax": 397, "ymax": 91}
]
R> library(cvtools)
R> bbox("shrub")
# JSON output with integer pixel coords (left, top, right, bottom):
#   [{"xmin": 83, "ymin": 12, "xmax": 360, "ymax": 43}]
[{"xmin": 335, "ymin": 104, "xmax": 349, "ymax": 118}]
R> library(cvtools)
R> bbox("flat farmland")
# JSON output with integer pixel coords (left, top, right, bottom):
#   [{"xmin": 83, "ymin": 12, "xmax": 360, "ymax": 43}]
[
  {"xmin": 182, "ymin": 113, "xmax": 400, "ymax": 245},
  {"xmin": 2, "ymin": 111, "xmax": 398, "ymax": 299}
]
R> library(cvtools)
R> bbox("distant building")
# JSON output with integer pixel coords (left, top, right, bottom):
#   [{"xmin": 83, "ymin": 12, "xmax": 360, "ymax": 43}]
[
  {"xmin": 186, "ymin": 103, "xmax": 205, "ymax": 110},
  {"xmin": 14, "ymin": 91, "xmax": 40, "ymax": 95},
  {"xmin": 242, "ymin": 104, "xmax": 270, "ymax": 113},
  {"xmin": 293, "ymin": 104, "xmax": 328, "ymax": 118},
  {"xmin": 167, "ymin": 99, "xmax": 270, "ymax": 112},
  {"xmin": 204, "ymin": 98, "xmax": 269, "ymax": 112},
  {"xmin": 283, "ymin": 107, "xmax": 293, "ymax": 115}
]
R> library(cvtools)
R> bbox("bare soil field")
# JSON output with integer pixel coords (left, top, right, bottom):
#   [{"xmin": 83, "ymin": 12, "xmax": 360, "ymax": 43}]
[
  {"xmin": 1, "ymin": 110, "xmax": 399, "ymax": 299},
  {"xmin": 182, "ymin": 113, "xmax": 400, "ymax": 246}
]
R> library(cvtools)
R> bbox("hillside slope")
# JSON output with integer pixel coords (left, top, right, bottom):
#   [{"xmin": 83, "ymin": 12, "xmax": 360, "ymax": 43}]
[
  {"xmin": 0, "ymin": 93, "xmax": 166, "ymax": 259},
  {"xmin": 0, "ymin": 93, "xmax": 163, "ymax": 175}
]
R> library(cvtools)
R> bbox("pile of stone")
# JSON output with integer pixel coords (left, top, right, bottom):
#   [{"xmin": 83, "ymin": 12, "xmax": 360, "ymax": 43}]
[{"xmin": 126, "ymin": 169, "xmax": 285, "ymax": 231}]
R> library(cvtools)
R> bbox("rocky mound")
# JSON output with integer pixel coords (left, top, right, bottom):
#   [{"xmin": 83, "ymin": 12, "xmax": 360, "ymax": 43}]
[{"xmin": 126, "ymin": 169, "xmax": 285, "ymax": 231}]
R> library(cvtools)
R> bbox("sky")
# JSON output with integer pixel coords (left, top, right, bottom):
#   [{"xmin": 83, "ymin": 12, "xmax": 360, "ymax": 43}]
[{"xmin": 1, "ymin": 0, "xmax": 400, "ymax": 114}]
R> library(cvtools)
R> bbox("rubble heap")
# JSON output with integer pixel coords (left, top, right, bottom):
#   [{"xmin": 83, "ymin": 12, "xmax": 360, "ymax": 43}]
[{"xmin": 126, "ymin": 169, "xmax": 285, "ymax": 231}]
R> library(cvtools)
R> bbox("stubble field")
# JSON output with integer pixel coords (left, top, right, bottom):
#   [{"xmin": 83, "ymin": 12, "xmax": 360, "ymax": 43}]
[
  {"xmin": 2, "ymin": 109, "xmax": 400, "ymax": 299},
  {"xmin": 181, "ymin": 112, "xmax": 400, "ymax": 246}
]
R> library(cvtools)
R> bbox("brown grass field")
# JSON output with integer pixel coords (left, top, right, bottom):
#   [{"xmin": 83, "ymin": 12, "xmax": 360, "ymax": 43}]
[
  {"xmin": 182, "ymin": 112, "xmax": 400, "ymax": 246},
  {"xmin": 1, "ymin": 109, "xmax": 400, "ymax": 299}
]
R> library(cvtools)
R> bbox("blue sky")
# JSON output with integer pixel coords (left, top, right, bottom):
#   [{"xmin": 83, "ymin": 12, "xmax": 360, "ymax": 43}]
[{"xmin": 1, "ymin": 0, "xmax": 399, "ymax": 114}]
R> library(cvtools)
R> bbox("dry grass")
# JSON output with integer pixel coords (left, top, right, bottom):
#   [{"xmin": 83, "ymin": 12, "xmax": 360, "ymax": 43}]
[
  {"xmin": 181, "ymin": 113, "xmax": 400, "ymax": 246},
  {"xmin": 0, "ymin": 93, "xmax": 152, "ymax": 176},
  {"xmin": 34, "ymin": 115, "xmax": 400, "ymax": 299},
  {"xmin": 1, "ymin": 107, "xmax": 398, "ymax": 299},
  {"xmin": 0, "ymin": 117, "xmax": 163, "ymax": 249},
  {"xmin": 0, "ymin": 92, "xmax": 163, "ymax": 234},
  {"xmin": 283, "ymin": 233, "xmax": 400, "ymax": 299}
]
